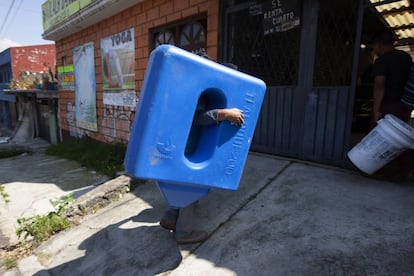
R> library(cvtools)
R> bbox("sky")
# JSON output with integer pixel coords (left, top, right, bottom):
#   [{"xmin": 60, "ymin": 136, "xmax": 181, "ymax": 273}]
[{"xmin": 0, "ymin": 0, "xmax": 53, "ymax": 52}]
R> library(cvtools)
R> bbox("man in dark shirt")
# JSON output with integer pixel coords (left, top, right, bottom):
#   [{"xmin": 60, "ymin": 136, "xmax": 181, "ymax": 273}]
[
  {"xmin": 371, "ymin": 30, "xmax": 413, "ymax": 180},
  {"xmin": 371, "ymin": 31, "xmax": 412, "ymax": 123}
]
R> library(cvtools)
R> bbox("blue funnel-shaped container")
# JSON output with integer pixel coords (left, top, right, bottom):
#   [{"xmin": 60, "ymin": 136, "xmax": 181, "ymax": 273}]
[
  {"xmin": 124, "ymin": 45, "xmax": 266, "ymax": 208},
  {"xmin": 158, "ymin": 182, "xmax": 210, "ymax": 208}
]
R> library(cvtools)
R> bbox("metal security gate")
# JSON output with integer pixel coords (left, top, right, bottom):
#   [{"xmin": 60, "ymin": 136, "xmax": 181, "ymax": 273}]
[{"xmin": 221, "ymin": 0, "xmax": 362, "ymax": 166}]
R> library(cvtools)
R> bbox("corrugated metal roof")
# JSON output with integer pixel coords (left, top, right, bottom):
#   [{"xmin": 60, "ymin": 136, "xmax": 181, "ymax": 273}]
[
  {"xmin": 369, "ymin": 0, "xmax": 414, "ymax": 44},
  {"xmin": 370, "ymin": 0, "xmax": 410, "ymax": 11}
]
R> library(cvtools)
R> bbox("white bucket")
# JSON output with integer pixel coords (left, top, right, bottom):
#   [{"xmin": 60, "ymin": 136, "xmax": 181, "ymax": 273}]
[{"xmin": 347, "ymin": 114, "xmax": 414, "ymax": 174}]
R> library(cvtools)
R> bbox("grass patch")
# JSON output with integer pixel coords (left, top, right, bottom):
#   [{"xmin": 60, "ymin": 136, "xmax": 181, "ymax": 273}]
[
  {"xmin": 0, "ymin": 148, "xmax": 30, "ymax": 159},
  {"xmin": 4, "ymin": 257, "xmax": 17, "ymax": 270},
  {"xmin": 16, "ymin": 195, "xmax": 74, "ymax": 243},
  {"xmin": 0, "ymin": 242, "xmax": 33, "ymax": 271},
  {"xmin": 0, "ymin": 184, "xmax": 10, "ymax": 203},
  {"xmin": 45, "ymin": 138, "xmax": 126, "ymax": 178}
]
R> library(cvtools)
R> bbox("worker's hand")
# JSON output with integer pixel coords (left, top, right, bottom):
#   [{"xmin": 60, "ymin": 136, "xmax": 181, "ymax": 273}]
[{"xmin": 219, "ymin": 108, "xmax": 244, "ymax": 126}]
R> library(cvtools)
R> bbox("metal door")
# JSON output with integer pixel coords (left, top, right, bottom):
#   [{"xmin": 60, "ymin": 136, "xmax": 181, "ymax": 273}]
[{"xmin": 221, "ymin": 0, "xmax": 362, "ymax": 166}]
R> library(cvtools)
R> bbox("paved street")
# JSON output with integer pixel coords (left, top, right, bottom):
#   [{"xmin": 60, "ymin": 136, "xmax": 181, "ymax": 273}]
[{"xmin": 1, "ymin": 140, "xmax": 414, "ymax": 275}]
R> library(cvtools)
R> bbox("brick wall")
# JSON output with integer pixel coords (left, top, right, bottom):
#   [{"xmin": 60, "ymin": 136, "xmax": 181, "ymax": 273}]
[
  {"xmin": 56, "ymin": 0, "xmax": 219, "ymax": 144},
  {"xmin": 10, "ymin": 44, "xmax": 56, "ymax": 78}
]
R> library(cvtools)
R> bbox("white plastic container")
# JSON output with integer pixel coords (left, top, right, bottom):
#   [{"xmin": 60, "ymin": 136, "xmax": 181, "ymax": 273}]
[{"xmin": 348, "ymin": 114, "xmax": 414, "ymax": 174}]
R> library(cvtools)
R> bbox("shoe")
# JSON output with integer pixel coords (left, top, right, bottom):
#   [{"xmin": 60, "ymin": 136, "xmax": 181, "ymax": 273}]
[
  {"xmin": 175, "ymin": 230, "xmax": 208, "ymax": 244},
  {"xmin": 160, "ymin": 218, "xmax": 176, "ymax": 231},
  {"xmin": 159, "ymin": 208, "xmax": 179, "ymax": 231}
]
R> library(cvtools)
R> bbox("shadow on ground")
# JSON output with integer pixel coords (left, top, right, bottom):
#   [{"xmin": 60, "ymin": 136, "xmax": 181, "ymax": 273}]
[{"xmin": 36, "ymin": 214, "xmax": 182, "ymax": 275}]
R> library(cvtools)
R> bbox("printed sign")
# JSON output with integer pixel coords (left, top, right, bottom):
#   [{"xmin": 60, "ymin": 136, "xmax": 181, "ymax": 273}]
[
  {"xmin": 263, "ymin": 0, "xmax": 300, "ymax": 35},
  {"xmin": 42, "ymin": 0, "xmax": 97, "ymax": 31},
  {"xmin": 80, "ymin": 0, "xmax": 96, "ymax": 9},
  {"xmin": 57, "ymin": 65, "xmax": 75, "ymax": 91},
  {"xmin": 42, "ymin": 0, "xmax": 80, "ymax": 31},
  {"xmin": 103, "ymin": 91, "xmax": 137, "ymax": 107}
]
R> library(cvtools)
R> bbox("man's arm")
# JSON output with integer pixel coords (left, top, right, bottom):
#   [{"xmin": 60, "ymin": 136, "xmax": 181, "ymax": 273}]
[
  {"xmin": 217, "ymin": 108, "xmax": 244, "ymax": 126},
  {"xmin": 195, "ymin": 108, "xmax": 244, "ymax": 126}
]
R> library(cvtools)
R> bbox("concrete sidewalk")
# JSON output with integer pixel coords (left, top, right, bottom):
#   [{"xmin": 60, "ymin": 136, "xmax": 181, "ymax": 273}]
[
  {"xmin": 1, "ymin": 140, "xmax": 414, "ymax": 275},
  {"xmin": 0, "ymin": 138, "xmax": 110, "ymax": 248}
]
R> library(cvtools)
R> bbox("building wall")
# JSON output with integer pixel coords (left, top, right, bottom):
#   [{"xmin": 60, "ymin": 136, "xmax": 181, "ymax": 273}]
[
  {"xmin": 10, "ymin": 45, "xmax": 56, "ymax": 78},
  {"xmin": 1, "ymin": 45, "xmax": 55, "ymax": 101},
  {"xmin": 0, "ymin": 44, "xmax": 56, "ymax": 133},
  {"xmin": 55, "ymin": 0, "xmax": 219, "ymax": 143},
  {"xmin": 0, "ymin": 49, "xmax": 15, "ymax": 102}
]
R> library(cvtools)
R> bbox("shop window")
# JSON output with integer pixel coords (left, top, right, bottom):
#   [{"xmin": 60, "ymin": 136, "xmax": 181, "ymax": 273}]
[
  {"xmin": 152, "ymin": 18, "xmax": 207, "ymax": 55},
  {"xmin": 0, "ymin": 67, "xmax": 11, "ymax": 84},
  {"xmin": 313, "ymin": 0, "xmax": 359, "ymax": 86},
  {"xmin": 154, "ymin": 30, "xmax": 175, "ymax": 48},
  {"xmin": 223, "ymin": 0, "xmax": 301, "ymax": 86},
  {"xmin": 62, "ymin": 56, "xmax": 67, "ymax": 66},
  {"xmin": 179, "ymin": 22, "xmax": 206, "ymax": 54}
]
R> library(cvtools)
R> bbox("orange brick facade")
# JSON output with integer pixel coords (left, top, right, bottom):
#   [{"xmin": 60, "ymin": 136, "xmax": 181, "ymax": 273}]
[{"xmin": 56, "ymin": 0, "xmax": 219, "ymax": 143}]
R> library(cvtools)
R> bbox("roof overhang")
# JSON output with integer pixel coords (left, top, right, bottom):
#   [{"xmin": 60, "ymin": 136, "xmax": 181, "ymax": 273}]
[
  {"xmin": 368, "ymin": 0, "xmax": 414, "ymax": 45},
  {"xmin": 42, "ymin": 0, "xmax": 143, "ymax": 41}
]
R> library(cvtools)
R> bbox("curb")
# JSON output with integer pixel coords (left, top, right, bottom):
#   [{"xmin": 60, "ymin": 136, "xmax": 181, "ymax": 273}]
[
  {"xmin": 65, "ymin": 175, "xmax": 132, "ymax": 224},
  {"xmin": 1, "ymin": 175, "xmax": 139, "ymax": 275}
]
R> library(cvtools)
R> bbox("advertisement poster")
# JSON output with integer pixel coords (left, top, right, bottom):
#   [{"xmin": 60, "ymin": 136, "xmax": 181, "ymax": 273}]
[
  {"xmin": 57, "ymin": 65, "xmax": 75, "ymax": 90},
  {"xmin": 101, "ymin": 28, "xmax": 136, "ymax": 107},
  {"xmin": 73, "ymin": 42, "xmax": 98, "ymax": 131}
]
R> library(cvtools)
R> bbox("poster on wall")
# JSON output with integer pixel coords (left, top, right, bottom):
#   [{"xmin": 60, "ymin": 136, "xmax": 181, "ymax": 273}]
[
  {"xmin": 101, "ymin": 28, "xmax": 136, "ymax": 107},
  {"xmin": 73, "ymin": 42, "xmax": 98, "ymax": 131},
  {"xmin": 262, "ymin": 0, "xmax": 301, "ymax": 35},
  {"xmin": 57, "ymin": 65, "xmax": 75, "ymax": 90}
]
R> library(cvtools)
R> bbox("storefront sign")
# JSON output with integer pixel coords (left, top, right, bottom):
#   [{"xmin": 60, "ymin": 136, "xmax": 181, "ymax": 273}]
[
  {"xmin": 263, "ymin": 0, "xmax": 300, "ymax": 35},
  {"xmin": 80, "ymin": 0, "xmax": 96, "ymax": 9},
  {"xmin": 42, "ymin": 0, "xmax": 98, "ymax": 31},
  {"xmin": 42, "ymin": 0, "xmax": 80, "ymax": 31}
]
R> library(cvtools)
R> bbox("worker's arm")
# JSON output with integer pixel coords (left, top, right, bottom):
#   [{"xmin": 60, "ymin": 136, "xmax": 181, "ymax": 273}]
[
  {"xmin": 217, "ymin": 108, "xmax": 244, "ymax": 126},
  {"xmin": 195, "ymin": 108, "xmax": 244, "ymax": 127}
]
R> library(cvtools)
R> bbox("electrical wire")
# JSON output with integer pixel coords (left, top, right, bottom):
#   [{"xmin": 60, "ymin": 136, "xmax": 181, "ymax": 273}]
[
  {"xmin": 0, "ymin": 0, "xmax": 16, "ymax": 36},
  {"xmin": 2, "ymin": 0, "xmax": 24, "ymax": 36}
]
